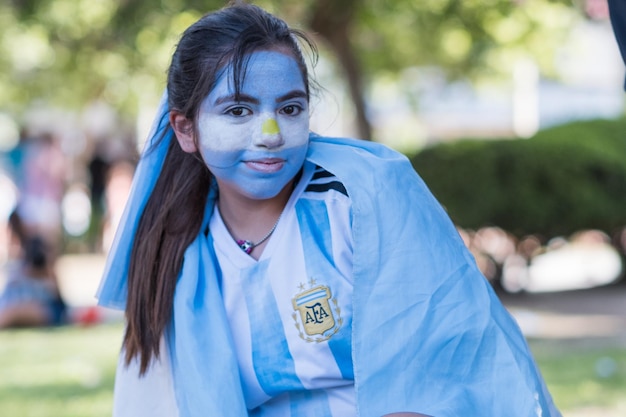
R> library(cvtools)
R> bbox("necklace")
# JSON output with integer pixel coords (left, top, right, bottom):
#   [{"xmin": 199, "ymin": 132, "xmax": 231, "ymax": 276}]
[{"xmin": 234, "ymin": 213, "xmax": 282, "ymax": 254}]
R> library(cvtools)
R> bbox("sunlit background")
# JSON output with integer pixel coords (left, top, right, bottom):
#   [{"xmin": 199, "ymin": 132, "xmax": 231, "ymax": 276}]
[{"xmin": 0, "ymin": 1, "xmax": 625, "ymax": 416}]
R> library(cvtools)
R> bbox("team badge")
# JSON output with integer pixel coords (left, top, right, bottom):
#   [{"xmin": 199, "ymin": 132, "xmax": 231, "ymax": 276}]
[{"xmin": 292, "ymin": 279, "xmax": 342, "ymax": 343}]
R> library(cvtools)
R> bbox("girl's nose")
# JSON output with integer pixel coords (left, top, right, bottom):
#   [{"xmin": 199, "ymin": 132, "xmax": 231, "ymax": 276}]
[{"xmin": 253, "ymin": 117, "xmax": 284, "ymax": 148}]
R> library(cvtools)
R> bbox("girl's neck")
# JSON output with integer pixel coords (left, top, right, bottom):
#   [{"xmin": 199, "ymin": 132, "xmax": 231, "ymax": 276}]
[{"xmin": 217, "ymin": 178, "xmax": 294, "ymax": 246}]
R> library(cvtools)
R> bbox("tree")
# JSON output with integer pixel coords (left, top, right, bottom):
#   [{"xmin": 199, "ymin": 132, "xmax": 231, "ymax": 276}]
[
  {"xmin": 308, "ymin": 0, "xmax": 372, "ymax": 140},
  {"xmin": 0, "ymin": 0, "xmax": 582, "ymax": 139},
  {"xmin": 0, "ymin": 0, "xmax": 222, "ymax": 122}
]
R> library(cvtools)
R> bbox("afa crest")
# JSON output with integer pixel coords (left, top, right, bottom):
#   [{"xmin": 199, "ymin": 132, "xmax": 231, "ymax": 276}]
[{"xmin": 292, "ymin": 282, "xmax": 342, "ymax": 343}]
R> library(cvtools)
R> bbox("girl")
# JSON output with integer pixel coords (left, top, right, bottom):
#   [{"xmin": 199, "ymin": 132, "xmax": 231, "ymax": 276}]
[{"xmin": 98, "ymin": 2, "xmax": 561, "ymax": 416}]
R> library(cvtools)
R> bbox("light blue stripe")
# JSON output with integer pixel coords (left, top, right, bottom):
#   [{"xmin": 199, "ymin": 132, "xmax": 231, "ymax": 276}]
[
  {"xmin": 296, "ymin": 199, "xmax": 354, "ymax": 380},
  {"xmin": 242, "ymin": 260, "xmax": 304, "ymax": 396},
  {"xmin": 289, "ymin": 390, "xmax": 333, "ymax": 417},
  {"xmin": 296, "ymin": 290, "xmax": 328, "ymax": 305}
]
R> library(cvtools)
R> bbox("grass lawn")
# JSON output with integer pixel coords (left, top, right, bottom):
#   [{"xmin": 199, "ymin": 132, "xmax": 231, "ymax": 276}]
[
  {"xmin": 0, "ymin": 323, "xmax": 123, "ymax": 417},
  {"xmin": 0, "ymin": 323, "xmax": 624, "ymax": 416},
  {"xmin": 529, "ymin": 338, "xmax": 626, "ymax": 416}
]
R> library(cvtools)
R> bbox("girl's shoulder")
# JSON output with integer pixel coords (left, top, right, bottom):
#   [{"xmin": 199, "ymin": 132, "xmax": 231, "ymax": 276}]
[
  {"xmin": 308, "ymin": 134, "xmax": 406, "ymax": 162},
  {"xmin": 307, "ymin": 134, "xmax": 420, "ymax": 196}
]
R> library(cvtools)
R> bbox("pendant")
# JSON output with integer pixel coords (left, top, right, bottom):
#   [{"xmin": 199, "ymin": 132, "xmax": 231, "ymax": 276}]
[{"xmin": 236, "ymin": 239, "xmax": 254, "ymax": 254}]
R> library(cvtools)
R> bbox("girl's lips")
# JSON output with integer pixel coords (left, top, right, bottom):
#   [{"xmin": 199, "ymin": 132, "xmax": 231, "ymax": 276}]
[{"xmin": 245, "ymin": 158, "xmax": 285, "ymax": 173}]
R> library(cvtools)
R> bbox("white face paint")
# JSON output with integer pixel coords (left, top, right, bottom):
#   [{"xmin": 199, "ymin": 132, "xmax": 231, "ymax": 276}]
[{"xmin": 196, "ymin": 50, "xmax": 309, "ymax": 200}]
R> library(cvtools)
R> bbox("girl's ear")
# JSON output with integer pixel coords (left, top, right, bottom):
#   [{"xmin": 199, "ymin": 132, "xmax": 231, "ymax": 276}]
[{"xmin": 170, "ymin": 111, "xmax": 197, "ymax": 153}]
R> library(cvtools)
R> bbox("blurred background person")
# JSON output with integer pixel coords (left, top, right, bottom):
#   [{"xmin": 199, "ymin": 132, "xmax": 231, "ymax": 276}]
[
  {"xmin": 5, "ymin": 130, "xmax": 66, "ymax": 261},
  {"xmin": 101, "ymin": 159, "xmax": 134, "ymax": 254},
  {"xmin": 0, "ymin": 210, "xmax": 67, "ymax": 328}
]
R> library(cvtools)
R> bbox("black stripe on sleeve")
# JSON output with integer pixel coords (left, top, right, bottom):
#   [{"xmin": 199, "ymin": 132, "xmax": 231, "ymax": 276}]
[
  {"xmin": 311, "ymin": 169, "xmax": 335, "ymax": 181},
  {"xmin": 305, "ymin": 181, "xmax": 348, "ymax": 197}
]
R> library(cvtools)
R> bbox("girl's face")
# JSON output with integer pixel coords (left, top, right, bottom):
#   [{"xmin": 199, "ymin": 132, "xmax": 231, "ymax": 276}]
[{"xmin": 196, "ymin": 50, "xmax": 309, "ymax": 201}]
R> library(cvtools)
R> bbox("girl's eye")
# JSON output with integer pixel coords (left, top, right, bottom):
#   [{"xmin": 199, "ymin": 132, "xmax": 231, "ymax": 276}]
[
  {"xmin": 281, "ymin": 105, "xmax": 303, "ymax": 116},
  {"xmin": 227, "ymin": 107, "xmax": 251, "ymax": 117}
]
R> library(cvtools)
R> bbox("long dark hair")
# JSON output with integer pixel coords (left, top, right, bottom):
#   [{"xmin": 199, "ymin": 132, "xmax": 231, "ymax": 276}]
[{"xmin": 123, "ymin": 1, "xmax": 317, "ymax": 373}]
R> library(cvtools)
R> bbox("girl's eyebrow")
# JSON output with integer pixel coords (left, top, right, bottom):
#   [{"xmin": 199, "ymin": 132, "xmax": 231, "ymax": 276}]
[
  {"xmin": 276, "ymin": 90, "xmax": 307, "ymax": 103},
  {"xmin": 213, "ymin": 90, "xmax": 307, "ymax": 106},
  {"xmin": 213, "ymin": 93, "xmax": 259, "ymax": 106}
]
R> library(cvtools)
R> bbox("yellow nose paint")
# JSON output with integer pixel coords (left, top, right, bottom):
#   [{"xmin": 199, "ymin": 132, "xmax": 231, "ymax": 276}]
[{"xmin": 262, "ymin": 118, "xmax": 280, "ymax": 135}]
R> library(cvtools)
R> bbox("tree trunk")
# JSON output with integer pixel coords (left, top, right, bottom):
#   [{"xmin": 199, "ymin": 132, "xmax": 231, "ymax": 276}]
[{"xmin": 309, "ymin": 0, "xmax": 372, "ymax": 141}]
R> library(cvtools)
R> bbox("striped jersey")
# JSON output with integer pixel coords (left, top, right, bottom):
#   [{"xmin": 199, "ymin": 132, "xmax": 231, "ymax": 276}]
[{"xmin": 210, "ymin": 160, "xmax": 355, "ymax": 416}]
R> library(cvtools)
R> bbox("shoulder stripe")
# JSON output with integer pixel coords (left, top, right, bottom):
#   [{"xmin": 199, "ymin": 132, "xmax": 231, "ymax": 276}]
[
  {"xmin": 305, "ymin": 181, "xmax": 348, "ymax": 197},
  {"xmin": 311, "ymin": 169, "xmax": 335, "ymax": 181},
  {"xmin": 306, "ymin": 166, "xmax": 349, "ymax": 197}
]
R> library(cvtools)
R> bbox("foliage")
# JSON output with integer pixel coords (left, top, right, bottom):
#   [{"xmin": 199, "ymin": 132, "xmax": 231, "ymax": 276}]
[
  {"xmin": 0, "ymin": 0, "xmax": 223, "ymax": 120},
  {"xmin": 409, "ymin": 117, "xmax": 626, "ymax": 238},
  {"xmin": 0, "ymin": 0, "xmax": 584, "ymax": 128},
  {"xmin": 257, "ymin": 0, "xmax": 579, "ymax": 81},
  {"xmin": 353, "ymin": 0, "xmax": 577, "ymax": 82}
]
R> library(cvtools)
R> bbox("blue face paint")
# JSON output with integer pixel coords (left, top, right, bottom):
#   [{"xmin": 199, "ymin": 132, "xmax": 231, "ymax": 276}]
[
  {"xmin": 196, "ymin": 50, "xmax": 309, "ymax": 200},
  {"xmin": 207, "ymin": 146, "xmax": 308, "ymax": 199}
]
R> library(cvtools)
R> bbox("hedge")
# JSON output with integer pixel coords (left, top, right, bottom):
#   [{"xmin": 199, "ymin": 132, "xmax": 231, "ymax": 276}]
[{"xmin": 408, "ymin": 117, "xmax": 626, "ymax": 239}]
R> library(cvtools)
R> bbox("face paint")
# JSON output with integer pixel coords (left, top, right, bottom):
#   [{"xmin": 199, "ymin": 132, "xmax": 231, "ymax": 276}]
[
  {"xmin": 196, "ymin": 50, "xmax": 309, "ymax": 200},
  {"xmin": 262, "ymin": 118, "xmax": 280, "ymax": 135}
]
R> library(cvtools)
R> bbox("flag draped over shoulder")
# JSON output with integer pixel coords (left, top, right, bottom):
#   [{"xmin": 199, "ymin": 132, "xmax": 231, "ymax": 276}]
[
  {"xmin": 307, "ymin": 137, "xmax": 561, "ymax": 416},
  {"xmin": 98, "ymin": 93, "xmax": 561, "ymax": 417}
]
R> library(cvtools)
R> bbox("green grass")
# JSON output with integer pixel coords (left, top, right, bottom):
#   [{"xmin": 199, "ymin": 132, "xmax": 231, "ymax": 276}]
[
  {"xmin": 0, "ymin": 324, "xmax": 625, "ymax": 416},
  {"xmin": 529, "ymin": 339, "xmax": 626, "ymax": 414},
  {"xmin": 0, "ymin": 323, "xmax": 123, "ymax": 417}
]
